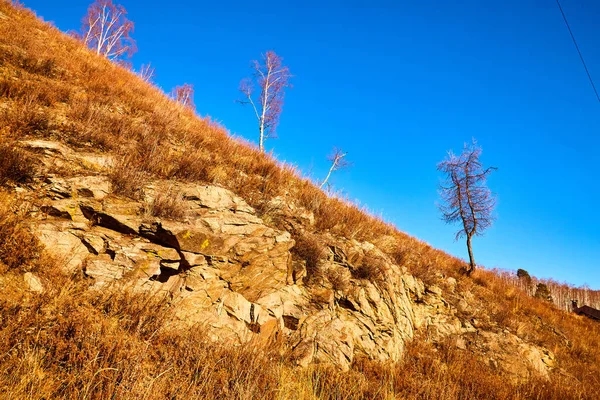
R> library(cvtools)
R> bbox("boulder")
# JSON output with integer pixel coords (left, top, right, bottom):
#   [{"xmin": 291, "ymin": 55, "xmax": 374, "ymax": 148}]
[
  {"xmin": 34, "ymin": 223, "xmax": 90, "ymax": 272},
  {"xmin": 23, "ymin": 272, "xmax": 43, "ymax": 293}
]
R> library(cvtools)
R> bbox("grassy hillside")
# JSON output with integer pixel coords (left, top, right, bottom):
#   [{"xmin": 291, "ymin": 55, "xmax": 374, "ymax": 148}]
[{"xmin": 1, "ymin": 2, "xmax": 600, "ymax": 399}]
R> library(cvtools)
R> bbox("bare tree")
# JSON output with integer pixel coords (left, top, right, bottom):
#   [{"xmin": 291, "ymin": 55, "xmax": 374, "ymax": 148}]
[
  {"xmin": 437, "ymin": 139, "xmax": 496, "ymax": 275},
  {"xmin": 320, "ymin": 147, "xmax": 350, "ymax": 189},
  {"xmin": 139, "ymin": 63, "xmax": 155, "ymax": 83},
  {"xmin": 172, "ymin": 84, "xmax": 195, "ymax": 110},
  {"xmin": 79, "ymin": 0, "xmax": 136, "ymax": 60},
  {"xmin": 238, "ymin": 51, "xmax": 292, "ymax": 152}
]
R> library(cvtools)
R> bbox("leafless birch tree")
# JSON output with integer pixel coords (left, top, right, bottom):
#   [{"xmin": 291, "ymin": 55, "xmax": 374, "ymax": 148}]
[
  {"xmin": 79, "ymin": 0, "xmax": 136, "ymax": 60},
  {"xmin": 437, "ymin": 140, "xmax": 496, "ymax": 275},
  {"xmin": 238, "ymin": 51, "xmax": 292, "ymax": 152},
  {"xmin": 139, "ymin": 63, "xmax": 155, "ymax": 83},
  {"xmin": 172, "ymin": 84, "xmax": 195, "ymax": 110},
  {"xmin": 320, "ymin": 148, "xmax": 350, "ymax": 189}
]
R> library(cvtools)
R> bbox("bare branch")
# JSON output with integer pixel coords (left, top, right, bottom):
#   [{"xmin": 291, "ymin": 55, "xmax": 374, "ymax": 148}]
[{"xmin": 320, "ymin": 147, "xmax": 351, "ymax": 189}]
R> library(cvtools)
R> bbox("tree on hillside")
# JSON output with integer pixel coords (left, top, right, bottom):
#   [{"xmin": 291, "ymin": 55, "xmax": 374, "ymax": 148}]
[
  {"xmin": 534, "ymin": 283, "xmax": 553, "ymax": 302},
  {"xmin": 320, "ymin": 147, "xmax": 350, "ymax": 190},
  {"xmin": 437, "ymin": 139, "xmax": 496, "ymax": 275},
  {"xmin": 172, "ymin": 84, "xmax": 195, "ymax": 110},
  {"xmin": 139, "ymin": 63, "xmax": 155, "ymax": 83},
  {"xmin": 79, "ymin": 0, "xmax": 136, "ymax": 60},
  {"xmin": 238, "ymin": 51, "xmax": 292, "ymax": 152},
  {"xmin": 517, "ymin": 268, "xmax": 532, "ymax": 284}
]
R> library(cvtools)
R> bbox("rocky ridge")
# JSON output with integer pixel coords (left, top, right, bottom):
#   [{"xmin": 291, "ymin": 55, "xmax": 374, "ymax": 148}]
[{"xmin": 14, "ymin": 140, "xmax": 556, "ymax": 380}]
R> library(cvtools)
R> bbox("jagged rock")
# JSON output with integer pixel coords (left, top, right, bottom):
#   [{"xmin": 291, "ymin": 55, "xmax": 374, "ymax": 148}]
[
  {"xmin": 84, "ymin": 254, "xmax": 128, "ymax": 281},
  {"xmin": 22, "ymin": 140, "xmax": 71, "ymax": 156},
  {"xmin": 21, "ymin": 140, "xmax": 558, "ymax": 378},
  {"xmin": 265, "ymin": 196, "xmax": 315, "ymax": 232},
  {"xmin": 177, "ymin": 184, "xmax": 254, "ymax": 214},
  {"xmin": 78, "ymin": 233, "xmax": 105, "ymax": 255},
  {"xmin": 457, "ymin": 299, "xmax": 470, "ymax": 313},
  {"xmin": 21, "ymin": 140, "xmax": 113, "ymax": 173},
  {"xmin": 403, "ymin": 274, "xmax": 425, "ymax": 301},
  {"xmin": 427, "ymin": 285, "xmax": 443, "ymax": 296},
  {"xmin": 181, "ymin": 251, "xmax": 207, "ymax": 267},
  {"xmin": 40, "ymin": 205, "xmax": 72, "ymax": 220},
  {"xmin": 67, "ymin": 176, "xmax": 111, "ymax": 199},
  {"xmin": 184, "ymin": 265, "xmax": 226, "ymax": 295},
  {"xmin": 79, "ymin": 203, "xmax": 140, "ymax": 236},
  {"xmin": 74, "ymin": 153, "xmax": 114, "ymax": 170},
  {"xmin": 34, "ymin": 222, "xmax": 90, "ymax": 272},
  {"xmin": 23, "ymin": 272, "xmax": 43, "ymax": 293},
  {"xmin": 445, "ymin": 277, "xmax": 457, "ymax": 292},
  {"xmin": 221, "ymin": 292, "xmax": 269, "ymax": 325},
  {"xmin": 478, "ymin": 331, "xmax": 556, "ymax": 381},
  {"xmin": 289, "ymin": 259, "xmax": 307, "ymax": 285},
  {"xmin": 292, "ymin": 312, "xmax": 354, "ymax": 370},
  {"xmin": 45, "ymin": 179, "xmax": 72, "ymax": 200},
  {"xmin": 142, "ymin": 246, "xmax": 179, "ymax": 262}
]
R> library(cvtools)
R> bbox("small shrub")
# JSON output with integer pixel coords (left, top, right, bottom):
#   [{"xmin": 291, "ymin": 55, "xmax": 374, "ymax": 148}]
[
  {"xmin": 326, "ymin": 266, "xmax": 350, "ymax": 292},
  {"xmin": 291, "ymin": 232, "xmax": 325, "ymax": 281},
  {"xmin": 0, "ymin": 98, "xmax": 50, "ymax": 136},
  {"xmin": 109, "ymin": 156, "xmax": 148, "ymax": 200},
  {"xmin": 351, "ymin": 254, "xmax": 387, "ymax": 284},
  {"xmin": 0, "ymin": 138, "xmax": 36, "ymax": 185},
  {"xmin": 145, "ymin": 187, "xmax": 187, "ymax": 220},
  {"xmin": 0, "ymin": 191, "xmax": 41, "ymax": 270}
]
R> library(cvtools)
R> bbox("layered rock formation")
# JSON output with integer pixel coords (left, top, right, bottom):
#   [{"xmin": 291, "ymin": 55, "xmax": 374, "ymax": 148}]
[{"xmin": 16, "ymin": 140, "xmax": 556, "ymax": 378}]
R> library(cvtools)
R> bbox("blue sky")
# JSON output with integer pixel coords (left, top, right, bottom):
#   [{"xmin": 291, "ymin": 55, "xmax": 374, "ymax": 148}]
[{"xmin": 24, "ymin": 0, "xmax": 600, "ymax": 288}]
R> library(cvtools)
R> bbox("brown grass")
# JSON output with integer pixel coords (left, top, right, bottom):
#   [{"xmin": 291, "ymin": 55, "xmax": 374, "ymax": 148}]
[
  {"xmin": 325, "ymin": 266, "xmax": 350, "ymax": 292},
  {"xmin": 1, "ymin": 264, "xmax": 597, "ymax": 399},
  {"xmin": 144, "ymin": 187, "xmax": 187, "ymax": 220},
  {"xmin": 2, "ymin": 2, "xmax": 600, "ymax": 398},
  {"xmin": 351, "ymin": 252, "xmax": 388, "ymax": 283},
  {"xmin": 109, "ymin": 155, "xmax": 148, "ymax": 199},
  {"xmin": 291, "ymin": 232, "xmax": 326, "ymax": 283},
  {"xmin": 0, "ymin": 138, "xmax": 36, "ymax": 185},
  {"xmin": 0, "ymin": 191, "xmax": 41, "ymax": 271}
]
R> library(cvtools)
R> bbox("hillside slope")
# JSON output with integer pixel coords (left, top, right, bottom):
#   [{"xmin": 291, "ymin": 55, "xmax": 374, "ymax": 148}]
[{"xmin": 1, "ymin": 3, "xmax": 599, "ymax": 399}]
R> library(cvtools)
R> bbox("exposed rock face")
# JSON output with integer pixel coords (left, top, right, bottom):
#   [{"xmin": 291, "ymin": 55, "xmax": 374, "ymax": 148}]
[
  {"xmin": 23, "ymin": 272, "xmax": 43, "ymax": 293},
  {"xmin": 17, "ymin": 140, "xmax": 557, "ymax": 379}
]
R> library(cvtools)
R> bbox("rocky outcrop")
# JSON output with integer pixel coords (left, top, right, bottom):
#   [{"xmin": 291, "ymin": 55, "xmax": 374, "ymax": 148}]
[
  {"xmin": 16, "ymin": 140, "xmax": 558, "ymax": 379},
  {"xmin": 23, "ymin": 272, "xmax": 43, "ymax": 293}
]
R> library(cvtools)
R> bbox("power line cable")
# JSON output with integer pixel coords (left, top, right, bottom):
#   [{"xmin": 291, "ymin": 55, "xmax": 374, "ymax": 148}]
[{"xmin": 556, "ymin": 0, "xmax": 600, "ymax": 103}]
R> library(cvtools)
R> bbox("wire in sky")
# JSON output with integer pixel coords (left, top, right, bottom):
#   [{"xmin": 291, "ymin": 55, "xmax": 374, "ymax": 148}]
[{"xmin": 555, "ymin": 0, "xmax": 600, "ymax": 103}]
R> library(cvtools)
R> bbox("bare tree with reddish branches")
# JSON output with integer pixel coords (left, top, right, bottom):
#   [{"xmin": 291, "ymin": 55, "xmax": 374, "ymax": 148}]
[
  {"xmin": 437, "ymin": 139, "xmax": 496, "ymax": 275},
  {"xmin": 238, "ymin": 51, "xmax": 292, "ymax": 152},
  {"xmin": 320, "ymin": 148, "xmax": 350, "ymax": 189},
  {"xmin": 79, "ymin": 0, "xmax": 136, "ymax": 60},
  {"xmin": 172, "ymin": 84, "xmax": 195, "ymax": 110}
]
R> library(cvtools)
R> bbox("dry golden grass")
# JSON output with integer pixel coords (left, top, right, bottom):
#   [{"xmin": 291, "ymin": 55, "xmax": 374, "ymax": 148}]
[
  {"xmin": 0, "ymin": 190, "xmax": 41, "ymax": 272},
  {"xmin": 1, "ymin": 253, "xmax": 597, "ymax": 399},
  {"xmin": 144, "ymin": 187, "xmax": 187, "ymax": 220},
  {"xmin": 1, "ymin": 2, "xmax": 600, "ymax": 398},
  {"xmin": 351, "ymin": 252, "xmax": 389, "ymax": 283},
  {"xmin": 109, "ymin": 154, "xmax": 148, "ymax": 199},
  {"xmin": 0, "ymin": 138, "xmax": 36, "ymax": 185}
]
